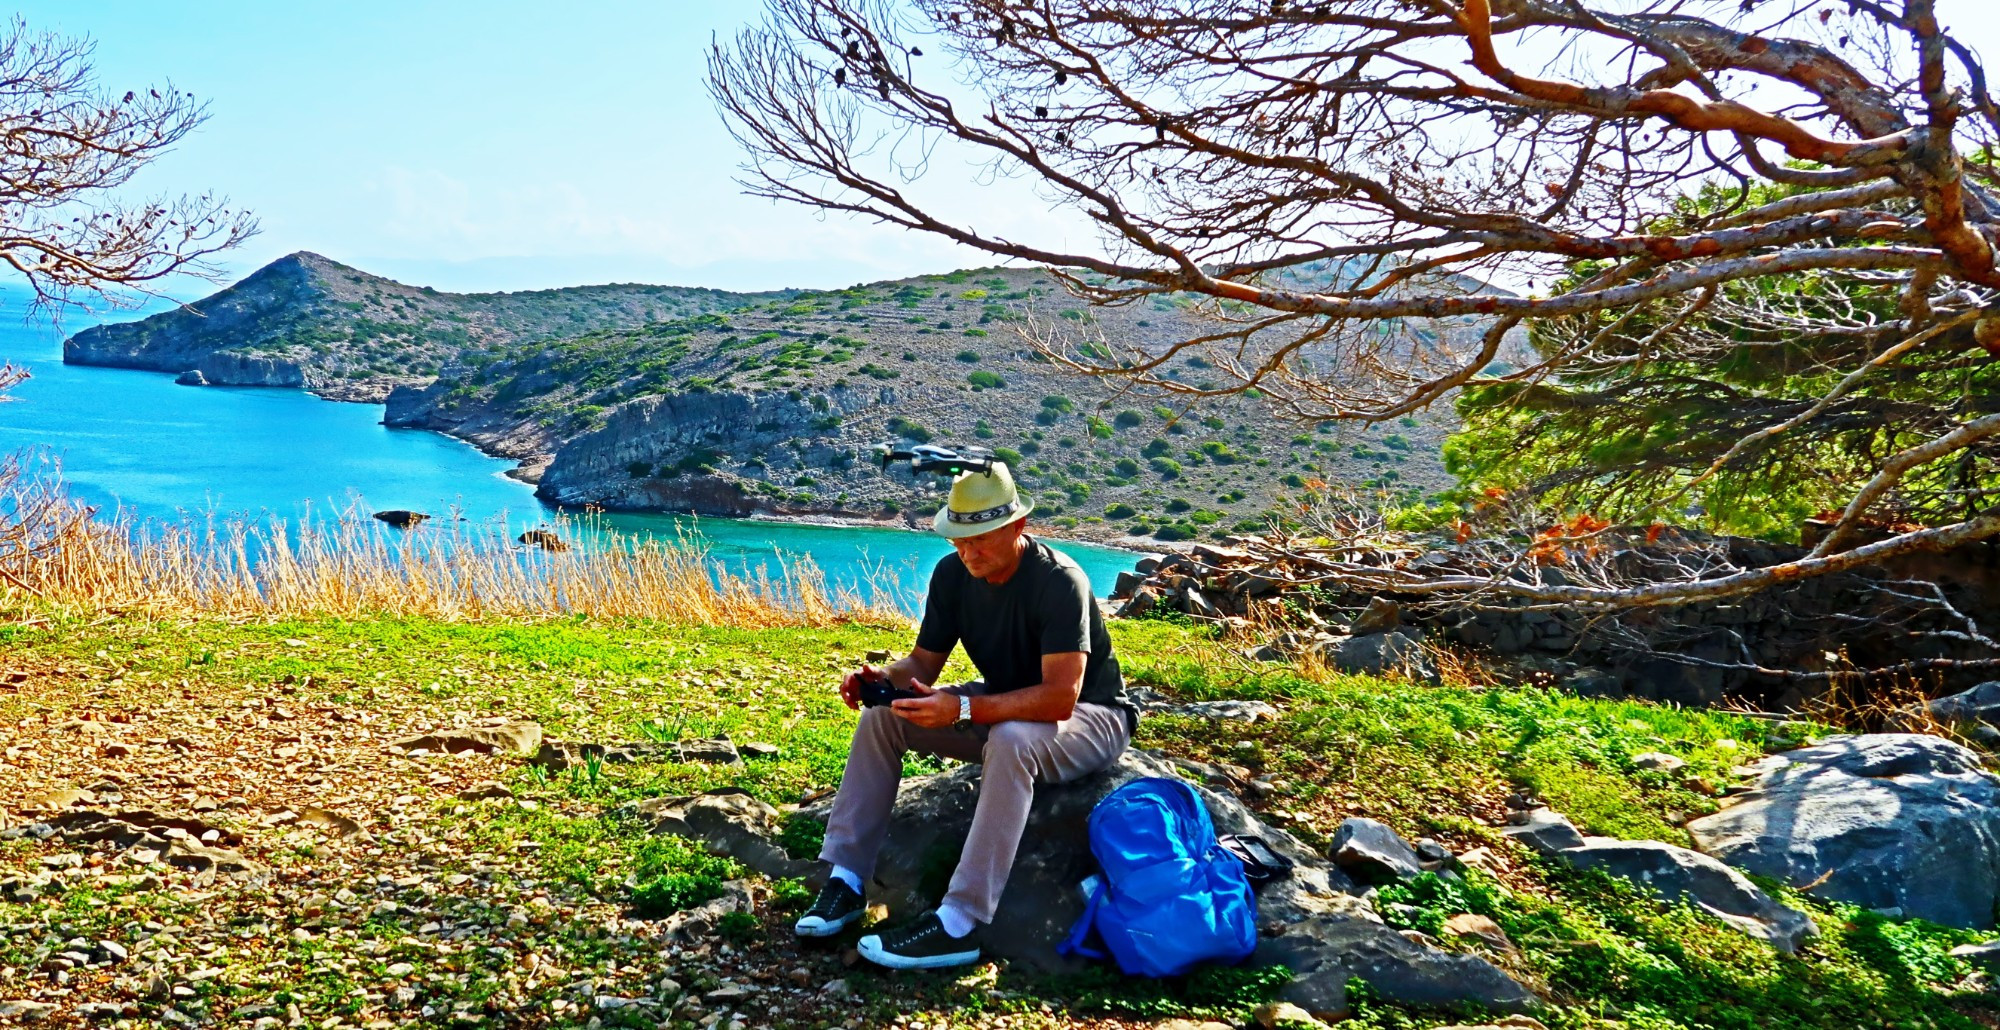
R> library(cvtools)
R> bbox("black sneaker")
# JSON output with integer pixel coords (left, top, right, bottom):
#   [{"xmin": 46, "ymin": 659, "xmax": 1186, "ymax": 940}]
[
  {"xmin": 856, "ymin": 910, "xmax": 982, "ymax": 970},
  {"xmin": 793, "ymin": 877, "xmax": 864, "ymax": 938}
]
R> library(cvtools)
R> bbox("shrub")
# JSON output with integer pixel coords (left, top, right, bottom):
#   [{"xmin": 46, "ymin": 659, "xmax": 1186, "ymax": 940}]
[
  {"xmin": 1114, "ymin": 457, "xmax": 1142, "ymax": 477},
  {"xmin": 1041, "ymin": 395, "xmax": 1076, "ymax": 413},
  {"xmin": 967, "ymin": 370, "xmax": 1007, "ymax": 389},
  {"xmin": 1114, "ymin": 409, "xmax": 1144, "ymax": 429},
  {"xmin": 993, "ymin": 447, "xmax": 1025, "ymax": 466},
  {"xmin": 962, "ymin": 328, "xmax": 989, "ymax": 337},
  {"xmin": 1141, "ymin": 438, "xmax": 1174, "ymax": 458},
  {"xmin": 956, "ymin": 350, "xmax": 981, "ymax": 362},
  {"xmin": 1154, "ymin": 523, "xmax": 1196, "ymax": 541},
  {"xmin": 1086, "ymin": 416, "xmax": 1114, "ymax": 439},
  {"xmin": 1149, "ymin": 457, "xmax": 1183, "ymax": 479},
  {"xmin": 1105, "ymin": 502, "xmax": 1137, "ymax": 518},
  {"xmin": 1166, "ymin": 498, "xmax": 1193, "ymax": 513},
  {"xmin": 887, "ymin": 416, "xmax": 935, "ymax": 442},
  {"xmin": 1035, "ymin": 409, "xmax": 1062, "ymax": 426},
  {"xmin": 626, "ymin": 461, "xmax": 652, "ymax": 479}
]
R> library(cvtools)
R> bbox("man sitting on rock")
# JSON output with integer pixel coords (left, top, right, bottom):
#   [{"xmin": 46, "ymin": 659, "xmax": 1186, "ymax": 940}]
[{"xmin": 794, "ymin": 461, "xmax": 1135, "ymax": 969}]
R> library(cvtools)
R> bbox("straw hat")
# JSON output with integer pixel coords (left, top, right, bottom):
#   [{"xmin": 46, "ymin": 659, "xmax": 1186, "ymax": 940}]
[{"xmin": 933, "ymin": 463, "xmax": 1033, "ymax": 539}]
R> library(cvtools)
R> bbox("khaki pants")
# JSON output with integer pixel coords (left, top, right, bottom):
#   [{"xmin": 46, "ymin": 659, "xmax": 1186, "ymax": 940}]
[{"xmin": 817, "ymin": 683, "xmax": 1131, "ymax": 924}]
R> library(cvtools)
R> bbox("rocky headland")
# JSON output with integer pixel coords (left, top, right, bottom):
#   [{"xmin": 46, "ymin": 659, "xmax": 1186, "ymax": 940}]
[{"xmin": 67, "ymin": 254, "xmax": 1483, "ymax": 543}]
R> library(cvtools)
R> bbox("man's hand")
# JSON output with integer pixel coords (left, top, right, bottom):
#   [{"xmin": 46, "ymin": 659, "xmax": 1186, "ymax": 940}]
[
  {"xmin": 840, "ymin": 664, "xmax": 936, "ymax": 712},
  {"xmin": 890, "ymin": 681, "xmax": 957, "ymax": 728},
  {"xmin": 837, "ymin": 664, "xmax": 877, "ymax": 711}
]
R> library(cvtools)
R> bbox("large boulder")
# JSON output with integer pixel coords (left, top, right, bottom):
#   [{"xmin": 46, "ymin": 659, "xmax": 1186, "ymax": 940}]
[
  {"xmin": 1561, "ymin": 838, "xmax": 1817, "ymax": 953},
  {"xmin": 1331, "ymin": 632, "xmax": 1437, "ymax": 682},
  {"xmin": 792, "ymin": 749, "xmax": 1536, "ymax": 1019},
  {"xmin": 1687, "ymin": 734, "xmax": 2000, "ymax": 928},
  {"xmin": 1501, "ymin": 808, "xmax": 1586, "ymax": 855}
]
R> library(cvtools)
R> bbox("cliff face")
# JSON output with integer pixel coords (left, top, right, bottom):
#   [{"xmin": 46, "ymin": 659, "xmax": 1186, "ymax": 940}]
[{"xmin": 536, "ymin": 386, "xmax": 912, "ymax": 514}]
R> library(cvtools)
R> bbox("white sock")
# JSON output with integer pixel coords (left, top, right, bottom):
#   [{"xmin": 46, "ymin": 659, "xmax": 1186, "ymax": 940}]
[
  {"xmin": 935, "ymin": 903, "xmax": 977, "ymax": 939},
  {"xmin": 830, "ymin": 865, "xmax": 863, "ymax": 893}
]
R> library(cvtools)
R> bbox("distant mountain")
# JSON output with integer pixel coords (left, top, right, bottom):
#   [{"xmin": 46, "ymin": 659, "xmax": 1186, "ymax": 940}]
[
  {"xmin": 68, "ymin": 255, "xmax": 1468, "ymax": 545},
  {"xmin": 63, "ymin": 251, "xmax": 789, "ymax": 400}
]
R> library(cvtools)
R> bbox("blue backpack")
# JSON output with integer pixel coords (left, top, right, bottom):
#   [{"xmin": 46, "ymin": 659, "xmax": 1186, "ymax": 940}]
[{"xmin": 1057, "ymin": 777, "xmax": 1258, "ymax": 977}]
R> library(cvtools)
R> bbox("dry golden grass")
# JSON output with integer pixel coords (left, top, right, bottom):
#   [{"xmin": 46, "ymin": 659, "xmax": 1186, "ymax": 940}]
[{"xmin": 0, "ymin": 456, "xmax": 902, "ymax": 628}]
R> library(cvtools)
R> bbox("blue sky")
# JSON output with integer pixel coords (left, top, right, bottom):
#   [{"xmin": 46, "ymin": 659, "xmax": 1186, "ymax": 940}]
[
  {"xmin": 10, "ymin": 1, "xmax": 1044, "ymax": 295},
  {"xmin": 12, "ymin": 2, "xmax": 2000, "ymax": 297}
]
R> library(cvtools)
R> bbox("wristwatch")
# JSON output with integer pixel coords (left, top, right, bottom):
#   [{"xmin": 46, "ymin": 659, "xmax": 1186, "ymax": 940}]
[{"xmin": 954, "ymin": 694, "xmax": 973, "ymax": 732}]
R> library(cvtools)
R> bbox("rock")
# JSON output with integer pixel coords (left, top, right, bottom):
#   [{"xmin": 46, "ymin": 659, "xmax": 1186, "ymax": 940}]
[
  {"xmin": 1457, "ymin": 847, "xmax": 1504, "ymax": 875},
  {"xmin": 296, "ymin": 807, "xmax": 366, "ymax": 837},
  {"xmin": 1441, "ymin": 913, "xmax": 1513, "ymax": 952},
  {"xmin": 18, "ymin": 788, "xmax": 96, "ymax": 813},
  {"xmin": 631, "ymin": 789, "xmax": 814, "ymax": 879},
  {"xmin": 1561, "ymin": 838, "xmax": 1816, "ymax": 952},
  {"xmin": 162, "ymin": 839, "xmax": 261, "ymax": 877},
  {"xmin": 1183, "ymin": 586, "xmax": 1221, "ymax": 620},
  {"xmin": 1501, "ymin": 808, "xmax": 1586, "ymax": 855},
  {"xmin": 1259, "ymin": 910, "xmax": 1538, "ymax": 1019},
  {"xmin": 1141, "ymin": 698, "xmax": 1281, "ymax": 724},
  {"xmin": 659, "ymin": 880, "xmax": 754, "ymax": 942},
  {"xmin": 1687, "ymin": 734, "xmax": 2000, "ymax": 928},
  {"xmin": 172, "ymin": 369, "xmax": 207, "ymax": 386},
  {"xmin": 517, "ymin": 528, "xmax": 568, "ymax": 551},
  {"xmin": 1911, "ymin": 681, "xmax": 2000, "ymax": 732},
  {"xmin": 1114, "ymin": 586, "xmax": 1159, "ymax": 619},
  {"xmin": 740, "ymin": 741, "xmax": 781, "ymax": 759},
  {"xmin": 457, "ymin": 781, "xmax": 514, "ymax": 801},
  {"xmin": 0, "ymin": 1000, "xmax": 56, "ymax": 1021},
  {"xmin": 534, "ymin": 736, "xmax": 742, "ymax": 771},
  {"xmin": 1631, "ymin": 752, "xmax": 1686, "ymax": 773},
  {"xmin": 1157, "ymin": 1021, "xmax": 1234, "ymax": 1030},
  {"xmin": 1329, "ymin": 818, "xmax": 1424, "ymax": 883},
  {"xmin": 1349, "ymin": 597, "xmax": 1401, "ymax": 636},
  {"xmin": 372, "ymin": 510, "xmax": 430, "ymax": 528},
  {"xmin": 1253, "ymin": 1001, "xmax": 1329, "ymax": 1029},
  {"xmin": 1111, "ymin": 570, "xmax": 1147, "ymax": 599},
  {"xmin": 1331, "ymin": 631, "xmax": 1437, "ymax": 682},
  {"xmin": 1951, "ymin": 941, "xmax": 2000, "ymax": 973},
  {"xmin": 391, "ymin": 720, "xmax": 544, "ymax": 756},
  {"xmin": 792, "ymin": 750, "xmax": 1530, "ymax": 1018}
]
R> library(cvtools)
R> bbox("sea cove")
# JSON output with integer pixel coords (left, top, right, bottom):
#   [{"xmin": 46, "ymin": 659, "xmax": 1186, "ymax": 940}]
[{"xmin": 0, "ymin": 303, "xmax": 1141, "ymax": 602}]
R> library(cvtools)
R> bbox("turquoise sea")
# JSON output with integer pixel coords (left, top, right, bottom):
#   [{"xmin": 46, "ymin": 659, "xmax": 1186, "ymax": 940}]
[{"xmin": 0, "ymin": 295, "xmax": 1141, "ymax": 607}]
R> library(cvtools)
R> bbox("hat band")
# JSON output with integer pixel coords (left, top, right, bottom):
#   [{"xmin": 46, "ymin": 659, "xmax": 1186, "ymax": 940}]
[{"xmin": 947, "ymin": 500, "xmax": 1019, "ymax": 526}]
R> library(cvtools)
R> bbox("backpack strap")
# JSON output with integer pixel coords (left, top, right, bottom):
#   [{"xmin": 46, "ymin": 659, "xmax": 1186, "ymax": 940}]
[{"xmin": 1056, "ymin": 877, "xmax": 1109, "ymax": 961}]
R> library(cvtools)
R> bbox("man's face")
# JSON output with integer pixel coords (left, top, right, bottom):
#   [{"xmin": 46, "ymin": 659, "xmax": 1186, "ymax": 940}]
[{"xmin": 951, "ymin": 518, "xmax": 1026, "ymax": 581}]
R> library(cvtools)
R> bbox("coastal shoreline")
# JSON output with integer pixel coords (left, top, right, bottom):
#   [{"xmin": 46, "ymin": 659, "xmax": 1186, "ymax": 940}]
[{"xmin": 165, "ymin": 370, "xmax": 1154, "ymax": 556}]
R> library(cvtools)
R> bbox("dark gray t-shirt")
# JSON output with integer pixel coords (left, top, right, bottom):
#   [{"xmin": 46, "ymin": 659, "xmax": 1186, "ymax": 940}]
[{"xmin": 915, "ymin": 536, "xmax": 1133, "ymax": 726}]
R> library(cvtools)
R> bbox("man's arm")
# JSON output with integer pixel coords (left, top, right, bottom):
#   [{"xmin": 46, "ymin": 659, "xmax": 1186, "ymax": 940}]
[
  {"xmin": 890, "ymin": 646, "xmax": 949, "ymax": 690},
  {"xmin": 973, "ymin": 651, "xmax": 1085, "ymax": 723},
  {"xmin": 891, "ymin": 651, "xmax": 1085, "ymax": 728}
]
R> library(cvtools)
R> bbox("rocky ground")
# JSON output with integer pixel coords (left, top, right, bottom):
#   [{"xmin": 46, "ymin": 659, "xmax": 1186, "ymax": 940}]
[{"xmin": 4, "ymin": 609, "xmax": 1999, "ymax": 1030}]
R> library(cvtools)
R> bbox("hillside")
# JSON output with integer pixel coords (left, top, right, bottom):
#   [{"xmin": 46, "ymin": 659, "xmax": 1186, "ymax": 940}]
[
  {"xmin": 65, "ymin": 256, "xmax": 1479, "ymax": 543},
  {"xmin": 62, "ymin": 252, "xmax": 789, "ymax": 401},
  {"xmin": 388, "ymin": 265, "xmax": 1469, "ymax": 543}
]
